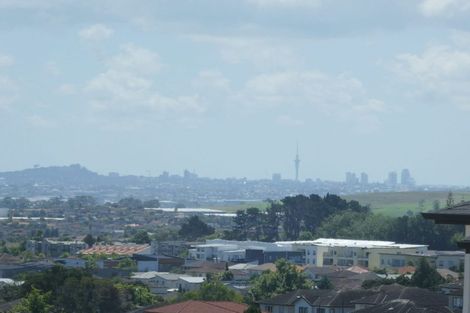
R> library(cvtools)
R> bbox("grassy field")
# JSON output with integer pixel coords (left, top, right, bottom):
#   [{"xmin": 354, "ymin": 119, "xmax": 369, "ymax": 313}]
[
  {"xmin": 208, "ymin": 191, "xmax": 470, "ymax": 217},
  {"xmin": 344, "ymin": 191, "xmax": 470, "ymax": 217},
  {"xmin": 208, "ymin": 201, "xmax": 270, "ymax": 213}
]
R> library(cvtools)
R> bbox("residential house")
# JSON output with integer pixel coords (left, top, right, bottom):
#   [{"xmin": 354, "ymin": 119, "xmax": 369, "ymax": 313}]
[
  {"xmin": 258, "ymin": 289, "xmax": 376, "ymax": 313},
  {"xmin": 27, "ymin": 239, "xmax": 87, "ymax": 257},
  {"xmin": 131, "ymin": 272, "xmax": 204, "ymax": 295}
]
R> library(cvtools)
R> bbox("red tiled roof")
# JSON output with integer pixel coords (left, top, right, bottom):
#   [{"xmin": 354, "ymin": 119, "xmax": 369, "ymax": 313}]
[
  {"xmin": 79, "ymin": 244, "xmax": 149, "ymax": 256},
  {"xmin": 398, "ymin": 266, "xmax": 416, "ymax": 275},
  {"xmin": 144, "ymin": 300, "xmax": 248, "ymax": 313}
]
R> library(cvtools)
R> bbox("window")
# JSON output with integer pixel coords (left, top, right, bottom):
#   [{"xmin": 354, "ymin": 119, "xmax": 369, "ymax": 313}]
[
  {"xmin": 298, "ymin": 307, "xmax": 308, "ymax": 313},
  {"xmin": 265, "ymin": 305, "xmax": 273, "ymax": 312}
]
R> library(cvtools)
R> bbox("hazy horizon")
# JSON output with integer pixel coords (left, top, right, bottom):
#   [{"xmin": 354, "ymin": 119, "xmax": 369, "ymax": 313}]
[{"xmin": 2, "ymin": 1, "xmax": 470, "ymax": 185}]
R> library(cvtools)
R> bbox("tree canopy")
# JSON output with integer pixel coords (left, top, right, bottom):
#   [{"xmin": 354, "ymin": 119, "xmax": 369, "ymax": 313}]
[
  {"xmin": 249, "ymin": 259, "xmax": 313, "ymax": 301},
  {"xmin": 178, "ymin": 216, "xmax": 215, "ymax": 240}
]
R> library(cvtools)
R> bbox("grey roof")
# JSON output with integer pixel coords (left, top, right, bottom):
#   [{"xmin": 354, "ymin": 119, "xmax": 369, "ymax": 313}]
[
  {"xmin": 351, "ymin": 284, "xmax": 448, "ymax": 308},
  {"xmin": 313, "ymin": 289, "xmax": 376, "ymax": 307},
  {"xmin": 258, "ymin": 289, "xmax": 377, "ymax": 307},
  {"xmin": 352, "ymin": 299, "xmax": 453, "ymax": 313},
  {"xmin": 422, "ymin": 202, "xmax": 470, "ymax": 224},
  {"xmin": 258, "ymin": 289, "xmax": 330, "ymax": 306}
]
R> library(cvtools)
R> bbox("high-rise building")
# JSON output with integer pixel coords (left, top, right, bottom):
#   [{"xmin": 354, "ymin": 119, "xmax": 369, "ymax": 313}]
[
  {"xmin": 294, "ymin": 145, "xmax": 300, "ymax": 181},
  {"xmin": 386, "ymin": 171, "xmax": 398, "ymax": 186},
  {"xmin": 360, "ymin": 172, "xmax": 368, "ymax": 185},
  {"xmin": 401, "ymin": 169, "xmax": 415, "ymax": 186},
  {"xmin": 272, "ymin": 173, "xmax": 282, "ymax": 182},
  {"xmin": 345, "ymin": 172, "xmax": 359, "ymax": 186}
]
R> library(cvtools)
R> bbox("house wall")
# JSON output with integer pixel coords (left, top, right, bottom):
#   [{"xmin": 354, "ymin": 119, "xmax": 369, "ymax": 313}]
[
  {"xmin": 137, "ymin": 260, "xmax": 158, "ymax": 272},
  {"xmin": 293, "ymin": 298, "xmax": 312, "ymax": 313},
  {"xmin": 436, "ymin": 255, "xmax": 464, "ymax": 269},
  {"xmin": 259, "ymin": 304, "xmax": 294, "ymax": 313}
]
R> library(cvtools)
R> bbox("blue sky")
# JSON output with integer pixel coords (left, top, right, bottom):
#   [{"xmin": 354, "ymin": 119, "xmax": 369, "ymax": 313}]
[{"xmin": 1, "ymin": 0, "xmax": 470, "ymax": 184}]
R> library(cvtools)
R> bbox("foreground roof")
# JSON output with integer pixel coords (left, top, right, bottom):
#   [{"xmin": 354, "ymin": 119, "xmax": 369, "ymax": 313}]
[
  {"xmin": 351, "ymin": 284, "xmax": 448, "ymax": 308},
  {"xmin": 144, "ymin": 300, "xmax": 247, "ymax": 313},
  {"xmin": 258, "ymin": 289, "xmax": 330, "ymax": 306},
  {"xmin": 352, "ymin": 299, "xmax": 453, "ymax": 313}
]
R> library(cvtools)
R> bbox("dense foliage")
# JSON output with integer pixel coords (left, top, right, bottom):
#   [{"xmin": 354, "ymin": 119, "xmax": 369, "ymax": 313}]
[
  {"xmin": 225, "ymin": 194, "xmax": 368, "ymax": 241},
  {"xmin": 249, "ymin": 259, "xmax": 313, "ymax": 301},
  {"xmin": 226, "ymin": 194, "xmax": 463, "ymax": 250},
  {"xmin": 178, "ymin": 216, "xmax": 215, "ymax": 240},
  {"xmin": 13, "ymin": 266, "xmax": 160, "ymax": 313},
  {"xmin": 317, "ymin": 210, "xmax": 462, "ymax": 250},
  {"xmin": 181, "ymin": 276, "xmax": 244, "ymax": 302}
]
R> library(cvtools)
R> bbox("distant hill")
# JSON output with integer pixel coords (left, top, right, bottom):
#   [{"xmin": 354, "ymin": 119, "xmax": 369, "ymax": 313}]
[{"xmin": 0, "ymin": 164, "xmax": 141, "ymax": 186}]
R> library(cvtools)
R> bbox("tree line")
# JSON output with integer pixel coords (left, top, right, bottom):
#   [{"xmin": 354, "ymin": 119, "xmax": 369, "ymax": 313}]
[
  {"xmin": 5, "ymin": 266, "xmax": 160, "ymax": 313},
  {"xmin": 224, "ymin": 194, "xmax": 463, "ymax": 250}
]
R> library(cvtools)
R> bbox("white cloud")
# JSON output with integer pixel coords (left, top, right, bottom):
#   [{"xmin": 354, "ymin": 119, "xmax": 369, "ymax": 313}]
[
  {"xmin": 106, "ymin": 44, "xmax": 161, "ymax": 75},
  {"xmin": 191, "ymin": 35, "xmax": 297, "ymax": 68},
  {"xmin": 0, "ymin": 54, "xmax": 14, "ymax": 67},
  {"xmin": 246, "ymin": 0, "xmax": 321, "ymax": 9},
  {"xmin": 58, "ymin": 83, "xmax": 77, "ymax": 95},
  {"xmin": 244, "ymin": 71, "xmax": 364, "ymax": 111},
  {"xmin": 0, "ymin": 0, "xmax": 65, "ymax": 9},
  {"xmin": 192, "ymin": 70, "xmax": 231, "ymax": 93},
  {"xmin": 419, "ymin": 0, "xmax": 470, "ymax": 17},
  {"xmin": 0, "ymin": 75, "xmax": 18, "ymax": 111},
  {"xmin": 277, "ymin": 115, "xmax": 304, "ymax": 126},
  {"xmin": 240, "ymin": 71, "xmax": 388, "ymax": 131},
  {"xmin": 26, "ymin": 115, "xmax": 56, "ymax": 128},
  {"xmin": 85, "ymin": 44, "xmax": 204, "ymax": 125},
  {"xmin": 392, "ymin": 45, "xmax": 470, "ymax": 109},
  {"xmin": 79, "ymin": 23, "xmax": 114, "ymax": 41}
]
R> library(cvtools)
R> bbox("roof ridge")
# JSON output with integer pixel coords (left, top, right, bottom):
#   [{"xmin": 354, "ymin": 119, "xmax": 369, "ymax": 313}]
[
  {"xmin": 177, "ymin": 300, "xmax": 195, "ymax": 313},
  {"xmin": 327, "ymin": 290, "xmax": 340, "ymax": 306},
  {"xmin": 204, "ymin": 301, "xmax": 242, "ymax": 313}
]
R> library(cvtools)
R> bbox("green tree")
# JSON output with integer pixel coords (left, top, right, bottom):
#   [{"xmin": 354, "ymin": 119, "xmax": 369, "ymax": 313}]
[
  {"xmin": 83, "ymin": 234, "xmax": 95, "ymax": 248},
  {"xmin": 183, "ymin": 279, "xmax": 243, "ymax": 302},
  {"xmin": 178, "ymin": 216, "xmax": 215, "ymax": 240},
  {"xmin": 117, "ymin": 197, "xmax": 143, "ymax": 210},
  {"xmin": 411, "ymin": 258, "xmax": 444, "ymax": 289},
  {"xmin": 12, "ymin": 287, "xmax": 51, "ymax": 313},
  {"xmin": 142, "ymin": 199, "xmax": 160, "ymax": 208},
  {"xmin": 244, "ymin": 303, "xmax": 262, "ymax": 313},
  {"xmin": 316, "ymin": 276, "xmax": 333, "ymax": 290},
  {"xmin": 250, "ymin": 259, "xmax": 312, "ymax": 300},
  {"xmin": 446, "ymin": 192, "xmax": 455, "ymax": 208},
  {"xmin": 131, "ymin": 230, "xmax": 151, "ymax": 244}
]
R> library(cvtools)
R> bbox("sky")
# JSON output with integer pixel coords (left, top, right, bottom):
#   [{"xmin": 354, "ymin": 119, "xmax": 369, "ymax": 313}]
[{"xmin": 1, "ymin": 0, "xmax": 470, "ymax": 185}]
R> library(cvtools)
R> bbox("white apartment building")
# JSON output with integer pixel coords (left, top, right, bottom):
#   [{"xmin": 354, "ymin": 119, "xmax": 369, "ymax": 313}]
[
  {"xmin": 188, "ymin": 239, "xmax": 294, "ymax": 262},
  {"xmin": 190, "ymin": 238, "xmax": 432, "ymax": 270}
]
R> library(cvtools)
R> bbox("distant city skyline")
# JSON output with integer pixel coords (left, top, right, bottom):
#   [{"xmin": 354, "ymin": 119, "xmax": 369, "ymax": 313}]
[
  {"xmin": 2, "ymin": 1, "xmax": 470, "ymax": 185},
  {"xmin": 0, "ymin": 162, "xmax": 427, "ymax": 187}
]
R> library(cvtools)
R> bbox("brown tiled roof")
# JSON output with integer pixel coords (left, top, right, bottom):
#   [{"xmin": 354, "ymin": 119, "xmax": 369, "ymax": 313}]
[
  {"xmin": 80, "ymin": 244, "xmax": 149, "ymax": 256},
  {"xmin": 144, "ymin": 300, "xmax": 247, "ymax": 313},
  {"xmin": 0, "ymin": 254, "xmax": 21, "ymax": 264},
  {"xmin": 398, "ymin": 266, "xmax": 416, "ymax": 275}
]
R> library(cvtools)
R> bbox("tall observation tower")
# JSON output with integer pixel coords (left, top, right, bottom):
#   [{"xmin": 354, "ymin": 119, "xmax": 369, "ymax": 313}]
[{"xmin": 294, "ymin": 145, "xmax": 300, "ymax": 181}]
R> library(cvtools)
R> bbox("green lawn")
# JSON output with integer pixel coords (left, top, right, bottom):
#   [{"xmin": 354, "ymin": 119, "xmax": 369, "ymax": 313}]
[
  {"xmin": 208, "ymin": 201, "xmax": 270, "ymax": 213},
  {"xmin": 208, "ymin": 191, "xmax": 470, "ymax": 217},
  {"xmin": 344, "ymin": 191, "xmax": 470, "ymax": 217}
]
